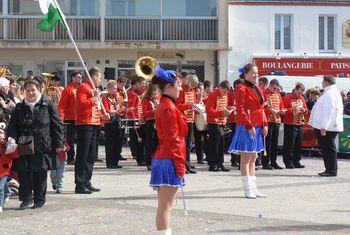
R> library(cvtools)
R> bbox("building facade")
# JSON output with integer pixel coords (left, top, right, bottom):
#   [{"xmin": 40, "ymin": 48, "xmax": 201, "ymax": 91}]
[
  {"xmin": 0, "ymin": 0, "xmax": 229, "ymax": 86},
  {"xmin": 228, "ymin": 0, "xmax": 350, "ymax": 83}
]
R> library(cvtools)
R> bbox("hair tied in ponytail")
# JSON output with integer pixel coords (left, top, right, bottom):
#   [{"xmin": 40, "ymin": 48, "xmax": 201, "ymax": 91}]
[{"xmin": 238, "ymin": 67, "xmax": 246, "ymax": 74}]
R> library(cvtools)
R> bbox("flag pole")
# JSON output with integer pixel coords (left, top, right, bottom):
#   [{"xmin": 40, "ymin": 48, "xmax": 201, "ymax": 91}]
[{"xmin": 51, "ymin": 0, "xmax": 107, "ymax": 115}]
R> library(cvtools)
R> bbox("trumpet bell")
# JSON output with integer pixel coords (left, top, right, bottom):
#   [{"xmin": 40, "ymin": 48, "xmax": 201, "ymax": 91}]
[{"xmin": 135, "ymin": 56, "xmax": 158, "ymax": 81}]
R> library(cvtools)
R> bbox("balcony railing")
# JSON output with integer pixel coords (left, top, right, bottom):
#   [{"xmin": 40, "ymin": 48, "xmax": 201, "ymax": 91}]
[{"xmin": 0, "ymin": 16, "xmax": 217, "ymax": 42}]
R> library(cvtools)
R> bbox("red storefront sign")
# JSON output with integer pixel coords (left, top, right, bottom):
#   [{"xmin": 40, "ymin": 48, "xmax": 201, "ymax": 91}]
[{"xmin": 254, "ymin": 58, "xmax": 350, "ymax": 77}]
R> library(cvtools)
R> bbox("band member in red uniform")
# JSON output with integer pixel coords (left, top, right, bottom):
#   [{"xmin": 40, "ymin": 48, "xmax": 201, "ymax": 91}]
[
  {"xmin": 102, "ymin": 80, "xmax": 125, "ymax": 169},
  {"xmin": 227, "ymin": 78, "xmax": 244, "ymax": 168},
  {"xmin": 283, "ymin": 83, "xmax": 308, "ymax": 169},
  {"xmin": 127, "ymin": 77, "xmax": 146, "ymax": 166},
  {"xmin": 206, "ymin": 80, "xmax": 232, "ymax": 172},
  {"xmin": 150, "ymin": 67, "xmax": 187, "ymax": 234},
  {"xmin": 262, "ymin": 79, "xmax": 285, "ymax": 170},
  {"xmin": 116, "ymin": 77, "xmax": 128, "ymax": 161},
  {"xmin": 142, "ymin": 84, "xmax": 159, "ymax": 170},
  {"xmin": 176, "ymin": 75, "xmax": 199, "ymax": 174},
  {"xmin": 229, "ymin": 63, "xmax": 268, "ymax": 199},
  {"xmin": 75, "ymin": 67, "xmax": 109, "ymax": 194},
  {"xmin": 58, "ymin": 71, "xmax": 82, "ymax": 164}
]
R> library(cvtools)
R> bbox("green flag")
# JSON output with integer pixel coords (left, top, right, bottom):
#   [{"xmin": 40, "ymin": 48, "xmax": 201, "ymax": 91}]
[{"xmin": 37, "ymin": 0, "xmax": 66, "ymax": 32}]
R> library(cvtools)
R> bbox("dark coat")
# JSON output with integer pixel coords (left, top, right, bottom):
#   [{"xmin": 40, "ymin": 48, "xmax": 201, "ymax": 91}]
[{"xmin": 7, "ymin": 95, "xmax": 64, "ymax": 172}]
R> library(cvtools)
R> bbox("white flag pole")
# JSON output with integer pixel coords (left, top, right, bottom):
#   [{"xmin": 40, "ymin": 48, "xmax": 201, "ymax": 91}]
[{"xmin": 51, "ymin": 0, "xmax": 107, "ymax": 115}]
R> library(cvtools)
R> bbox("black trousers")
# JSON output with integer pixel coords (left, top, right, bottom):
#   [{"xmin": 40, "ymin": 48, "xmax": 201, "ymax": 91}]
[
  {"xmin": 208, "ymin": 124, "xmax": 225, "ymax": 167},
  {"xmin": 263, "ymin": 122, "xmax": 280, "ymax": 166},
  {"xmin": 185, "ymin": 123, "xmax": 194, "ymax": 169},
  {"xmin": 75, "ymin": 125, "xmax": 98, "ymax": 189},
  {"xmin": 95, "ymin": 126, "xmax": 101, "ymax": 160},
  {"xmin": 144, "ymin": 120, "xmax": 158, "ymax": 166},
  {"xmin": 104, "ymin": 122, "xmax": 122, "ymax": 167},
  {"xmin": 64, "ymin": 120, "xmax": 76, "ymax": 162},
  {"xmin": 18, "ymin": 170, "xmax": 47, "ymax": 205},
  {"xmin": 229, "ymin": 122, "xmax": 240, "ymax": 163},
  {"xmin": 315, "ymin": 129, "xmax": 338, "ymax": 175},
  {"xmin": 283, "ymin": 124, "xmax": 303, "ymax": 166},
  {"xmin": 129, "ymin": 121, "xmax": 145, "ymax": 164},
  {"xmin": 193, "ymin": 124, "xmax": 208, "ymax": 161}
]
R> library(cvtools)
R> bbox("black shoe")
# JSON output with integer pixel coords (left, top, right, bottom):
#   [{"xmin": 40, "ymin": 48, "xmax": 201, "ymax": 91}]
[
  {"xmin": 256, "ymin": 159, "xmax": 262, "ymax": 166},
  {"xmin": 75, "ymin": 187, "xmax": 92, "ymax": 194},
  {"xmin": 209, "ymin": 166, "xmax": 219, "ymax": 172},
  {"xmin": 146, "ymin": 165, "xmax": 152, "ymax": 171},
  {"xmin": 285, "ymin": 164, "xmax": 295, "ymax": 169},
  {"xmin": 187, "ymin": 169, "xmax": 196, "ymax": 174},
  {"xmin": 32, "ymin": 203, "xmax": 45, "ymax": 209},
  {"xmin": 218, "ymin": 165, "xmax": 230, "ymax": 172},
  {"xmin": 119, "ymin": 157, "xmax": 127, "ymax": 161},
  {"xmin": 197, "ymin": 160, "xmax": 204, "ymax": 164},
  {"xmin": 86, "ymin": 185, "xmax": 101, "ymax": 192},
  {"xmin": 52, "ymin": 185, "xmax": 57, "ymax": 190},
  {"xmin": 262, "ymin": 165, "xmax": 274, "ymax": 170},
  {"xmin": 20, "ymin": 200, "xmax": 33, "ymax": 210},
  {"xmin": 294, "ymin": 163, "xmax": 305, "ymax": 169},
  {"xmin": 231, "ymin": 161, "xmax": 239, "ymax": 167},
  {"xmin": 271, "ymin": 164, "xmax": 283, "ymax": 169},
  {"xmin": 318, "ymin": 172, "xmax": 337, "ymax": 177},
  {"xmin": 107, "ymin": 165, "xmax": 123, "ymax": 169},
  {"xmin": 190, "ymin": 165, "xmax": 196, "ymax": 169}
]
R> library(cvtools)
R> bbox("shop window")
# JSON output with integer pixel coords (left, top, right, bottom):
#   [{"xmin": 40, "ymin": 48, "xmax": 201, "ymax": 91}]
[
  {"xmin": 319, "ymin": 15, "xmax": 336, "ymax": 52},
  {"xmin": 275, "ymin": 14, "xmax": 292, "ymax": 51}
]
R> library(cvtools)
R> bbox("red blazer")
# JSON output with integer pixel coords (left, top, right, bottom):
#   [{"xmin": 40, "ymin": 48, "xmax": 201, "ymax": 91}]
[
  {"xmin": 235, "ymin": 83, "xmax": 267, "ymax": 129},
  {"xmin": 101, "ymin": 94, "xmax": 119, "ymax": 124},
  {"xmin": 176, "ymin": 86, "xmax": 199, "ymax": 123},
  {"xmin": 264, "ymin": 88, "xmax": 285, "ymax": 123},
  {"xmin": 153, "ymin": 96, "xmax": 188, "ymax": 178},
  {"xmin": 227, "ymin": 90, "xmax": 236, "ymax": 123},
  {"xmin": 142, "ymin": 98, "xmax": 157, "ymax": 121},
  {"xmin": 205, "ymin": 88, "xmax": 229, "ymax": 125},
  {"xmin": 75, "ymin": 81, "xmax": 102, "ymax": 126},
  {"xmin": 283, "ymin": 93, "xmax": 308, "ymax": 125},
  {"xmin": 58, "ymin": 82, "xmax": 79, "ymax": 121},
  {"xmin": 0, "ymin": 145, "xmax": 18, "ymax": 179},
  {"xmin": 127, "ymin": 89, "xmax": 140, "ymax": 120}
]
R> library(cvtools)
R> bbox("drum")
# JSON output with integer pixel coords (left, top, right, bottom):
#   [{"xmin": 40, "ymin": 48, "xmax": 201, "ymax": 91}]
[{"xmin": 195, "ymin": 112, "xmax": 207, "ymax": 131}]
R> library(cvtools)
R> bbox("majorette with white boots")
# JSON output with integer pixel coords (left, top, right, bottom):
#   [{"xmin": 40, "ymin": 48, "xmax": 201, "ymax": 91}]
[{"xmin": 228, "ymin": 63, "xmax": 268, "ymax": 199}]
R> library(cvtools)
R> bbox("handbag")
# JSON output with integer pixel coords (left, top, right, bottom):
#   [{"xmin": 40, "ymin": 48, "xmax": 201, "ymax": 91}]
[{"xmin": 17, "ymin": 136, "xmax": 34, "ymax": 156}]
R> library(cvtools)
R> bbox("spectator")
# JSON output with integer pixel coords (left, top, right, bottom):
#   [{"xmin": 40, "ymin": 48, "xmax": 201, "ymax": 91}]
[{"xmin": 344, "ymin": 91, "xmax": 350, "ymax": 115}]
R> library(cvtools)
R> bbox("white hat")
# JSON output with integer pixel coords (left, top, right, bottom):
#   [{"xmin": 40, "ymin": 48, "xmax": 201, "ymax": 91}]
[{"xmin": 0, "ymin": 78, "xmax": 10, "ymax": 89}]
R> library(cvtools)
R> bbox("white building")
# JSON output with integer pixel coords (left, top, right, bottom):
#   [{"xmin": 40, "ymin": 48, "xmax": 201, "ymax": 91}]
[
  {"xmin": 228, "ymin": 0, "xmax": 350, "ymax": 83},
  {"xmin": 0, "ymin": 0, "xmax": 230, "ymax": 86}
]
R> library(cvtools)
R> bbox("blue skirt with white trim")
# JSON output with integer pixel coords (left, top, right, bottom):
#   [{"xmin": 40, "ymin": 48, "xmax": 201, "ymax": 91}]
[
  {"xmin": 149, "ymin": 159, "xmax": 185, "ymax": 190},
  {"xmin": 228, "ymin": 125, "xmax": 265, "ymax": 154}
]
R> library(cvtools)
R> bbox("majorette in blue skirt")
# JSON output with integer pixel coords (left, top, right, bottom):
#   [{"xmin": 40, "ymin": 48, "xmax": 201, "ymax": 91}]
[
  {"xmin": 228, "ymin": 125, "xmax": 265, "ymax": 154},
  {"xmin": 150, "ymin": 159, "xmax": 185, "ymax": 190}
]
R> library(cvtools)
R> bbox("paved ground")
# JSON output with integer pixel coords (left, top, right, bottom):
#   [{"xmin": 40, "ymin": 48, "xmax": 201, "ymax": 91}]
[{"xmin": 0, "ymin": 147, "xmax": 350, "ymax": 234}]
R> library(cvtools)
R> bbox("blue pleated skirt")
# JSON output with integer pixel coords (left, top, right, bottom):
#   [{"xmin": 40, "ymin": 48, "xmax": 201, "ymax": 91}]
[
  {"xmin": 228, "ymin": 125, "xmax": 265, "ymax": 154},
  {"xmin": 149, "ymin": 159, "xmax": 185, "ymax": 190}
]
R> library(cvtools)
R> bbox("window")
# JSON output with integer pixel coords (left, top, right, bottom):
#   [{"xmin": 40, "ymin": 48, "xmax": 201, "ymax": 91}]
[
  {"xmin": 275, "ymin": 14, "xmax": 292, "ymax": 51},
  {"xmin": 319, "ymin": 15, "xmax": 335, "ymax": 51},
  {"xmin": 0, "ymin": 0, "xmax": 3, "ymax": 15},
  {"xmin": 162, "ymin": 0, "xmax": 217, "ymax": 17},
  {"xmin": 106, "ymin": 0, "xmax": 161, "ymax": 17}
]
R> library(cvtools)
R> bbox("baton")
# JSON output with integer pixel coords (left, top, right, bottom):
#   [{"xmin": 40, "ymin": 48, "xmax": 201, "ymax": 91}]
[{"xmin": 180, "ymin": 184, "xmax": 188, "ymax": 216}]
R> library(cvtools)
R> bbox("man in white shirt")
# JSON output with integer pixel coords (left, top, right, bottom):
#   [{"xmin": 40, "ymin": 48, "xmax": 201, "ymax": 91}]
[{"xmin": 309, "ymin": 75, "xmax": 344, "ymax": 177}]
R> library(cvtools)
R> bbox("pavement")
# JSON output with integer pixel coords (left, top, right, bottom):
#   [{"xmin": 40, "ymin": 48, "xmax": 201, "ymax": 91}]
[{"xmin": 0, "ymin": 147, "xmax": 350, "ymax": 234}]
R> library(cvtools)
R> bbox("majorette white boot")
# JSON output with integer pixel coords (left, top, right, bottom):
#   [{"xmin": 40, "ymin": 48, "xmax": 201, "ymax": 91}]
[
  {"xmin": 242, "ymin": 176, "xmax": 257, "ymax": 199},
  {"xmin": 250, "ymin": 176, "xmax": 266, "ymax": 198},
  {"xmin": 155, "ymin": 228, "xmax": 172, "ymax": 235}
]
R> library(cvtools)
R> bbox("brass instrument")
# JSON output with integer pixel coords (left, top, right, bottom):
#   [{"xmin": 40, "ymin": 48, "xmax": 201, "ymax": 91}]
[
  {"xmin": 135, "ymin": 56, "xmax": 159, "ymax": 81},
  {"xmin": 220, "ymin": 125, "xmax": 232, "ymax": 136},
  {"xmin": 42, "ymin": 73, "xmax": 62, "ymax": 105}
]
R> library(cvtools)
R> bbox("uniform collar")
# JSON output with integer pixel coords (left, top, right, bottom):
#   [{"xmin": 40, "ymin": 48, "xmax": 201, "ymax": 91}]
[{"xmin": 161, "ymin": 94, "xmax": 176, "ymax": 104}]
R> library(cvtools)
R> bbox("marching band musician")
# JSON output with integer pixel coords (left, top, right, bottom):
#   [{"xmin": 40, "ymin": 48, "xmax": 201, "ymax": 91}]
[
  {"xmin": 205, "ymin": 80, "xmax": 232, "ymax": 172},
  {"xmin": 228, "ymin": 63, "xmax": 267, "ymax": 199},
  {"xmin": 193, "ymin": 82, "xmax": 206, "ymax": 164},
  {"xmin": 262, "ymin": 79, "xmax": 285, "ymax": 170},
  {"xmin": 102, "ymin": 80, "xmax": 125, "ymax": 169},
  {"xmin": 58, "ymin": 71, "xmax": 82, "ymax": 165},
  {"xmin": 227, "ymin": 78, "xmax": 244, "ymax": 168},
  {"xmin": 127, "ymin": 76, "xmax": 146, "ymax": 166},
  {"xmin": 45, "ymin": 72, "xmax": 64, "ymax": 106},
  {"xmin": 149, "ymin": 68, "xmax": 187, "ymax": 234},
  {"xmin": 116, "ymin": 77, "xmax": 128, "ymax": 161},
  {"xmin": 74, "ymin": 67, "xmax": 109, "ymax": 194},
  {"xmin": 176, "ymin": 75, "xmax": 200, "ymax": 174},
  {"xmin": 283, "ymin": 83, "xmax": 308, "ymax": 169},
  {"xmin": 142, "ymin": 83, "xmax": 159, "ymax": 170}
]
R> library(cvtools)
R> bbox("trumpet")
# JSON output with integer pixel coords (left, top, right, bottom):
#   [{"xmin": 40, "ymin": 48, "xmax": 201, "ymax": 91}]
[
  {"xmin": 135, "ymin": 56, "xmax": 159, "ymax": 81},
  {"xmin": 42, "ymin": 73, "xmax": 62, "ymax": 105}
]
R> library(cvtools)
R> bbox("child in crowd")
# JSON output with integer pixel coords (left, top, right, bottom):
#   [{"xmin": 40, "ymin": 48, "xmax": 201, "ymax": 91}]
[{"xmin": 50, "ymin": 141, "xmax": 69, "ymax": 193}]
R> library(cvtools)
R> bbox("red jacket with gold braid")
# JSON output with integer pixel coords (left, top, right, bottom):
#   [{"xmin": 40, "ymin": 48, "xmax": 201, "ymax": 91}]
[
  {"xmin": 75, "ymin": 81, "xmax": 102, "ymax": 126},
  {"xmin": 0, "ymin": 145, "xmax": 18, "ymax": 179},
  {"xmin": 176, "ymin": 86, "xmax": 199, "ymax": 123},
  {"xmin": 142, "ymin": 98, "xmax": 158, "ymax": 121},
  {"xmin": 235, "ymin": 82, "xmax": 268, "ymax": 130},
  {"xmin": 58, "ymin": 82, "xmax": 79, "ymax": 121},
  {"xmin": 227, "ymin": 90, "xmax": 237, "ymax": 123},
  {"xmin": 283, "ymin": 93, "xmax": 308, "ymax": 125},
  {"xmin": 205, "ymin": 88, "xmax": 229, "ymax": 125},
  {"xmin": 101, "ymin": 94, "xmax": 119, "ymax": 124},
  {"xmin": 264, "ymin": 88, "xmax": 285, "ymax": 123},
  {"xmin": 127, "ymin": 89, "xmax": 140, "ymax": 120},
  {"xmin": 153, "ymin": 95, "xmax": 188, "ymax": 178}
]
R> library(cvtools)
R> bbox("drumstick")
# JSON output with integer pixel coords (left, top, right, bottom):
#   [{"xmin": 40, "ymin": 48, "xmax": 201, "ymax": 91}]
[{"xmin": 134, "ymin": 127, "xmax": 142, "ymax": 143}]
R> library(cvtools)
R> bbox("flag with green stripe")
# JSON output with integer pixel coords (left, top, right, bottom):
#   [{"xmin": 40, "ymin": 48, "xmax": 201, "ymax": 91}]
[{"xmin": 37, "ymin": 0, "xmax": 66, "ymax": 32}]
